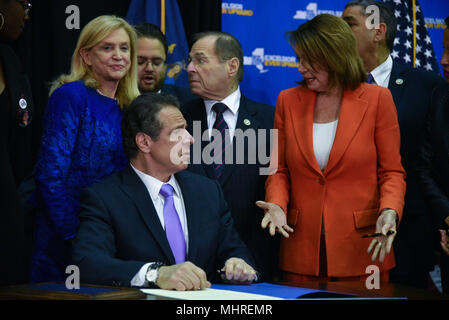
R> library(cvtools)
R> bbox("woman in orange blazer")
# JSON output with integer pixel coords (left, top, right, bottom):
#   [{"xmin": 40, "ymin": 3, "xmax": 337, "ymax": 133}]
[{"xmin": 256, "ymin": 14, "xmax": 406, "ymax": 282}]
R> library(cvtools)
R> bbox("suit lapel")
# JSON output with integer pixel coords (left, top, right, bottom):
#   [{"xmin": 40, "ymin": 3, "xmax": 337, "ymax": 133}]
[
  {"xmin": 219, "ymin": 95, "xmax": 260, "ymax": 185},
  {"xmin": 175, "ymin": 172, "xmax": 200, "ymax": 262},
  {"xmin": 289, "ymin": 88, "xmax": 323, "ymax": 175},
  {"xmin": 324, "ymin": 85, "xmax": 369, "ymax": 174},
  {"xmin": 119, "ymin": 165, "xmax": 176, "ymax": 264},
  {"xmin": 388, "ymin": 61, "xmax": 407, "ymax": 116},
  {"xmin": 194, "ymin": 100, "xmax": 217, "ymax": 180}
]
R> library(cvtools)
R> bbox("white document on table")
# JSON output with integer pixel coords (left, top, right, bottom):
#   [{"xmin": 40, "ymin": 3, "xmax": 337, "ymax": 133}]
[{"xmin": 141, "ymin": 288, "xmax": 283, "ymax": 300}]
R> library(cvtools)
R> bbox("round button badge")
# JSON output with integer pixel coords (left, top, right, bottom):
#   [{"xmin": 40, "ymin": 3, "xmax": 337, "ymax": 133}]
[{"xmin": 19, "ymin": 98, "xmax": 27, "ymax": 109}]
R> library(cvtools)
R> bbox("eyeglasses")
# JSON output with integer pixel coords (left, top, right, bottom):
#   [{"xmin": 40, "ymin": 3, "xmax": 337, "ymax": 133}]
[
  {"xmin": 16, "ymin": 0, "xmax": 32, "ymax": 16},
  {"xmin": 137, "ymin": 57, "xmax": 166, "ymax": 69}
]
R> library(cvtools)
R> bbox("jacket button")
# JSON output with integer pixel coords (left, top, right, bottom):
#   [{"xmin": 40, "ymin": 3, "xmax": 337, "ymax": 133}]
[{"xmin": 316, "ymin": 178, "xmax": 325, "ymax": 185}]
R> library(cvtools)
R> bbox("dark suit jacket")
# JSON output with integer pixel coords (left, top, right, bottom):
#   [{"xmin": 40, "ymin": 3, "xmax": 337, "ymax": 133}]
[
  {"xmin": 417, "ymin": 83, "xmax": 449, "ymax": 229},
  {"xmin": 181, "ymin": 95, "xmax": 277, "ymax": 281},
  {"xmin": 72, "ymin": 165, "xmax": 254, "ymax": 287},
  {"xmin": 161, "ymin": 84, "xmax": 196, "ymax": 106},
  {"xmin": 417, "ymin": 83, "xmax": 449, "ymax": 292},
  {"xmin": 388, "ymin": 61, "xmax": 446, "ymax": 281},
  {"xmin": 0, "ymin": 44, "xmax": 36, "ymax": 285}
]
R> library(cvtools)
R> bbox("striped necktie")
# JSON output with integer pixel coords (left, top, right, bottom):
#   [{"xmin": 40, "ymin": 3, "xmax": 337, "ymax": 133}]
[{"xmin": 211, "ymin": 103, "xmax": 229, "ymax": 179}]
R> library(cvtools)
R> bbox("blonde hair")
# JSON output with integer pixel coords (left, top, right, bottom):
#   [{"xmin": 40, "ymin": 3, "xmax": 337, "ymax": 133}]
[
  {"xmin": 287, "ymin": 14, "xmax": 366, "ymax": 90},
  {"xmin": 49, "ymin": 15, "xmax": 140, "ymax": 109}
]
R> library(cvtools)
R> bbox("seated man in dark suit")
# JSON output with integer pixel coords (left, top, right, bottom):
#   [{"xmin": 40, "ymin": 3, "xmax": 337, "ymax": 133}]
[
  {"xmin": 182, "ymin": 31, "xmax": 278, "ymax": 281},
  {"xmin": 134, "ymin": 22, "xmax": 195, "ymax": 105},
  {"xmin": 72, "ymin": 93, "xmax": 257, "ymax": 290}
]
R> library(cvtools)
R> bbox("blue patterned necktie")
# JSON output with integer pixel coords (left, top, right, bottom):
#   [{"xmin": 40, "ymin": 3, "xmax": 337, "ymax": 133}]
[
  {"xmin": 160, "ymin": 184, "xmax": 186, "ymax": 264},
  {"xmin": 211, "ymin": 103, "xmax": 229, "ymax": 179},
  {"xmin": 366, "ymin": 73, "xmax": 376, "ymax": 84}
]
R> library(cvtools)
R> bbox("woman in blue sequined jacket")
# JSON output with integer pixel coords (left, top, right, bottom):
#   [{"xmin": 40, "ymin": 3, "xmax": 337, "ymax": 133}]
[{"xmin": 31, "ymin": 15, "xmax": 140, "ymax": 282}]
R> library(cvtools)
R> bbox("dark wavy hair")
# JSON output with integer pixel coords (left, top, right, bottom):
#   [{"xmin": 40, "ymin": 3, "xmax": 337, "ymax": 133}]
[
  {"xmin": 134, "ymin": 22, "xmax": 168, "ymax": 56},
  {"xmin": 121, "ymin": 93, "xmax": 180, "ymax": 160}
]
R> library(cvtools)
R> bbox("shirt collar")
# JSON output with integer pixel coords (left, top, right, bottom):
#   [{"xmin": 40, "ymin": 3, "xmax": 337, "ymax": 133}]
[
  {"xmin": 204, "ymin": 86, "xmax": 241, "ymax": 116},
  {"xmin": 130, "ymin": 164, "xmax": 180, "ymax": 202},
  {"xmin": 370, "ymin": 55, "xmax": 393, "ymax": 87}
]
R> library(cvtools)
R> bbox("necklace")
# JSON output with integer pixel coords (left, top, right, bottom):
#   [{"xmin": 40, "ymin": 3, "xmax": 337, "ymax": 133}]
[{"xmin": 96, "ymin": 88, "xmax": 117, "ymax": 100}]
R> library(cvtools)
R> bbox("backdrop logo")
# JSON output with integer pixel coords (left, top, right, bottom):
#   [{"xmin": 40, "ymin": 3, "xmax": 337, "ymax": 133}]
[
  {"xmin": 244, "ymin": 48, "xmax": 269, "ymax": 73},
  {"xmin": 425, "ymin": 17, "xmax": 447, "ymax": 30},
  {"xmin": 293, "ymin": 2, "xmax": 342, "ymax": 20},
  {"xmin": 244, "ymin": 48, "xmax": 298, "ymax": 73},
  {"xmin": 222, "ymin": 2, "xmax": 253, "ymax": 16}
]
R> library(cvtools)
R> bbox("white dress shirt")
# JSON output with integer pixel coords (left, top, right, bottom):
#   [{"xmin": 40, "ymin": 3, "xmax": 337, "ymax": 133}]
[
  {"xmin": 130, "ymin": 164, "xmax": 189, "ymax": 287},
  {"xmin": 204, "ymin": 87, "xmax": 241, "ymax": 140},
  {"xmin": 369, "ymin": 55, "xmax": 393, "ymax": 88}
]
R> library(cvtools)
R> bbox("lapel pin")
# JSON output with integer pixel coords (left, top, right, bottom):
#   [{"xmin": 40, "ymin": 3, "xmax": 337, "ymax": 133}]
[
  {"xmin": 395, "ymin": 78, "xmax": 404, "ymax": 85},
  {"xmin": 19, "ymin": 98, "xmax": 27, "ymax": 109},
  {"xmin": 17, "ymin": 109, "xmax": 32, "ymax": 127},
  {"xmin": 244, "ymin": 119, "xmax": 251, "ymax": 126}
]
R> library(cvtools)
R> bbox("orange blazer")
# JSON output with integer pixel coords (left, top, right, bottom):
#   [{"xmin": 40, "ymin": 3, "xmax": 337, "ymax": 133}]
[{"xmin": 266, "ymin": 83, "xmax": 406, "ymax": 277}]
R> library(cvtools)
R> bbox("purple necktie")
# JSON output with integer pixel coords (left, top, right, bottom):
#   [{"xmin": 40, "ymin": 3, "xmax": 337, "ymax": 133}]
[
  {"xmin": 211, "ymin": 102, "xmax": 230, "ymax": 179},
  {"xmin": 160, "ymin": 184, "xmax": 186, "ymax": 264}
]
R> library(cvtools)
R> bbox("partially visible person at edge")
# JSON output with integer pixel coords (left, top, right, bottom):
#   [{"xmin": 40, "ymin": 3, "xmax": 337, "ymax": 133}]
[
  {"xmin": 257, "ymin": 14, "xmax": 406, "ymax": 283},
  {"xmin": 31, "ymin": 15, "xmax": 140, "ymax": 282},
  {"xmin": 342, "ymin": 0, "xmax": 446, "ymax": 290},
  {"xmin": 418, "ymin": 16, "xmax": 449, "ymax": 294},
  {"xmin": 134, "ymin": 22, "xmax": 195, "ymax": 105},
  {"xmin": 0, "ymin": 0, "xmax": 35, "ymax": 285}
]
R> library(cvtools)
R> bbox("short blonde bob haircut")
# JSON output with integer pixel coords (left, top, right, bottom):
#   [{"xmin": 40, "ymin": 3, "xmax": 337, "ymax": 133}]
[
  {"xmin": 287, "ymin": 14, "xmax": 366, "ymax": 90},
  {"xmin": 49, "ymin": 15, "xmax": 140, "ymax": 109}
]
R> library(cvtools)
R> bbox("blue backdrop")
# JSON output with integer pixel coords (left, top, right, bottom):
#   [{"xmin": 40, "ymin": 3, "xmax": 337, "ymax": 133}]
[{"xmin": 222, "ymin": 0, "xmax": 448, "ymax": 107}]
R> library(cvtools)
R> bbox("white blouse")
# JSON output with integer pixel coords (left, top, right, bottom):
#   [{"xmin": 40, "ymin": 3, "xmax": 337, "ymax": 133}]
[{"xmin": 313, "ymin": 120, "xmax": 339, "ymax": 171}]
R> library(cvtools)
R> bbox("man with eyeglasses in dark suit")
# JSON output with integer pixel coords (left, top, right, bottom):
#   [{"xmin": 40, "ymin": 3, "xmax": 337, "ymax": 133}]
[{"xmin": 134, "ymin": 22, "xmax": 195, "ymax": 105}]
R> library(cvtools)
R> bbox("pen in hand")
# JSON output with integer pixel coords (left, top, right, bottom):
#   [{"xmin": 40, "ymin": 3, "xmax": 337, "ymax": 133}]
[
  {"xmin": 361, "ymin": 230, "xmax": 396, "ymax": 238},
  {"xmin": 217, "ymin": 269, "xmax": 259, "ymax": 283}
]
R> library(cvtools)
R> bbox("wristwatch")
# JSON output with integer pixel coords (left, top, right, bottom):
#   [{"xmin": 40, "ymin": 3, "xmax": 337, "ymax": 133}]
[{"xmin": 145, "ymin": 262, "xmax": 165, "ymax": 287}]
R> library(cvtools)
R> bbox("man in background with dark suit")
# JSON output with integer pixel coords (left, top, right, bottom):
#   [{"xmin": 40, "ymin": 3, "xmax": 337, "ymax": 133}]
[
  {"xmin": 182, "ymin": 31, "xmax": 278, "ymax": 281},
  {"xmin": 342, "ymin": 0, "xmax": 446, "ymax": 289},
  {"xmin": 72, "ymin": 93, "xmax": 257, "ymax": 289},
  {"xmin": 134, "ymin": 23, "xmax": 195, "ymax": 105}
]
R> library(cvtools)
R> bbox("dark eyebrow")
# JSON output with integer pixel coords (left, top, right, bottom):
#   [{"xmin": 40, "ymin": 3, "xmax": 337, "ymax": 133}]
[{"xmin": 342, "ymin": 16, "xmax": 357, "ymax": 23}]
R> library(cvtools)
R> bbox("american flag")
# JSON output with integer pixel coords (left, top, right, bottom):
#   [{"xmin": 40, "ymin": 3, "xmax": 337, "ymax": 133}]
[{"xmin": 383, "ymin": 0, "xmax": 440, "ymax": 74}]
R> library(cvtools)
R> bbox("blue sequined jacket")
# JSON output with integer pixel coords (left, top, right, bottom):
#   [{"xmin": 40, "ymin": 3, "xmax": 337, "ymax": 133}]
[{"xmin": 31, "ymin": 81, "xmax": 128, "ymax": 282}]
